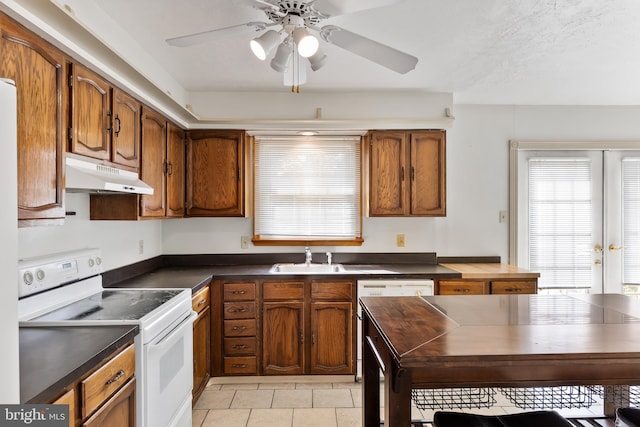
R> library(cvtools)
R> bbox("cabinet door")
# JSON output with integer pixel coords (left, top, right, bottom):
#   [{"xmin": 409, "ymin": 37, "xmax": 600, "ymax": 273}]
[
  {"xmin": 369, "ymin": 131, "xmax": 408, "ymax": 216},
  {"xmin": 111, "ymin": 88, "xmax": 140, "ymax": 169},
  {"xmin": 70, "ymin": 64, "xmax": 111, "ymax": 161},
  {"xmin": 410, "ymin": 131, "xmax": 446, "ymax": 216},
  {"xmin": 139, "ymin": 107, "xmax": 166, "ymax": 217},
  {"xmin": 51, "ymin": 389, "xmax": 76, "ymax": 427},
  {"xmin": 192, "ymin": 303, "xmax": 210, "ymax": 404},
  {"xmin": 0, "ymin": 14, "xmax": 65, "ymax": 222},
  {"xmin": 166, "ymin": 122, "xmax": 185, "ymax": 217},
  {"xmin": 262, "ymin": 301, "xmax": 304, "ymax": 375},
  {"xmin": 187, "ymin": 130, "xmax": 245, "ymax": 216},
  {"xmin": 310, "ymin": 302, "xmax": 353, "ymax": 374},
  {"xmin": 82, "ymin": 378, "xmax": 135, "ymax": 427}
]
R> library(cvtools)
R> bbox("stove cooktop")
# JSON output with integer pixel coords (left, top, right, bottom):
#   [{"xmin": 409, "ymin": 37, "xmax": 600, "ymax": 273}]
[{"xmin": 30, "ymin": 289, "xmax": 184, "ymax": 322}]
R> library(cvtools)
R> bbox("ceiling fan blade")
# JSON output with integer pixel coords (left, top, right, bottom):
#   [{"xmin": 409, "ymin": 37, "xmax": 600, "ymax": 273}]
[
  {"xmin": 166, "ymin": 22, "xmax": 267, "ymax": 47},
  {"xmin": 320, "ymin": 25, "xmax": 418, "ymax": 74},
  {"xmin": 312, "ymin": 0, "xmax": 406, "ymax": 17}
]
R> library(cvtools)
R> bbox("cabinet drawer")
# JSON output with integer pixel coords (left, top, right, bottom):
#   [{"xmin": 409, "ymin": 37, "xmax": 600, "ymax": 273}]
[
  {"xmin": 81, "ymin": 344, "xmax": 135, "ymax": 419},
  {"xmin": 311, "ymin": 280, "xmax": 353, "ymax": 300},
  {"xmin": 263, "ymin": 280, "xmax": 304, "ymax": 300},
  {"xmin": 491, "ymin": 280, "xmax": 537, "ymax": 294},
  {"xmin": 224, "ymin": 356, "xmax": 257, "ymax": 375},
  {"xmin": 192, "ymin": 286, "xmax": 210, "ymax": 313},
  {"xmin": 224, "ymin": 282, "xmax": 256, "ymax": 301},
  {"xmin": 438, "ymin": 280, "xmax": 488, "ymax": 295},
  {"xmin": 224, "ymin": 337, "xmax": 257, "ymax": 355},
  {"xmin": 224, "ymin": 301, "xmax": 256, "ymax": 319},
  {"xmin": 224, "ymin": 319, "xmax": 257, "ymax": 337}
]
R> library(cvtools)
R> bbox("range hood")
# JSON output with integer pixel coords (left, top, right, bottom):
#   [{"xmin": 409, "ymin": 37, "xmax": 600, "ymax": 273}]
[{"xmin": 65, "ymin": 155, "xmax": 154, "ymax": 195}]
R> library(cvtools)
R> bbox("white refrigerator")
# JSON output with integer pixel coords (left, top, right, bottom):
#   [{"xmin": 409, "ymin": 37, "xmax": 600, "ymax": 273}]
[{"xmin": 0, "ymin": 78, "xmax": 20, "ymax": 403}]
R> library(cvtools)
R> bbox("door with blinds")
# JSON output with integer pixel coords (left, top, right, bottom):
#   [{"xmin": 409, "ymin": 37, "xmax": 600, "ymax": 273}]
[{"xmin": 516, "ymin": 148, "xmax": 640, "ymax": 295}]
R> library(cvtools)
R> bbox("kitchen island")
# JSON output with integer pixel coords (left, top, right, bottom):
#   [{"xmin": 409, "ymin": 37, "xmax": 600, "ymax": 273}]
[{"xmin": 360, "ymin": 294, "xmax": 640, "ymax": 427}]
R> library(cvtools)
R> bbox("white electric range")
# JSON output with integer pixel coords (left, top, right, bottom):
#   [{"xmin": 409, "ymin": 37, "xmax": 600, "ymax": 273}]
[{"xmin": 18, "ymin": 249, "xmax": 195, "ymax": 427}]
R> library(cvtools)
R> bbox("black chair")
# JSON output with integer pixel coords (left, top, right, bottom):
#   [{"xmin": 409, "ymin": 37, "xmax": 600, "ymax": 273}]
[
  {"xmin": 433, "ymin": 410, "xmax": 573, "ymax": 427},
  {"xmin": 617, "ymin": 407, "xmax": 640, "ymax": 427}
]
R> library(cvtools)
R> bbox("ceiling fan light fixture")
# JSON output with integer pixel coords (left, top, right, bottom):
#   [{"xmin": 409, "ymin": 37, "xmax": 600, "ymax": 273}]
[
  {"xmin": 270, "ymin": 41, "xmax": 292, "ymax": 72},
  {"xmin": 308, "ymin": 48, "xmax": 327, "ymax": 71},
  {"xmin": 293, "ymin": 27, "xmax": 319, "ymax": 58},
  {"xmin": 250, "ymin": 30, "xmax": 281, "ymax": 60}
]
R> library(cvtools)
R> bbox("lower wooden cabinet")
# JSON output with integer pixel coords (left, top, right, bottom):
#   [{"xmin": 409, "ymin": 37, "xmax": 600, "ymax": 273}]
[
  {"xmin": 192, "ymin": 285, "xmax": 211, "ymax": 404},
  {"xmin": 436, "ymin": 278, "xmax": 537, "ymax": 295},
  {"xmin": 212, "ymin": 278, "xmax": 355, "ymax": 377},
  {"xmin": 49, "ymin": 343, "xmax": 135, "ymax": 427}
]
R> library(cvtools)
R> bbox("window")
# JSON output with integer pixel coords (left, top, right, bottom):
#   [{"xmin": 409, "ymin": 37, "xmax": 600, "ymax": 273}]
[
  {"xmin": 253, "ymin": 137, "xmax": 362, "ymax": 245},
  {"xmin": 622, "ymin": 159, "xmax": 640, "ymax": 289}
]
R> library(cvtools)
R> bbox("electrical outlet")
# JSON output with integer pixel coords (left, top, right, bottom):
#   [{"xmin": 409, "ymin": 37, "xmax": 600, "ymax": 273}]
[
  {"xmin": 397, "ymin": 233, "xmax": 405, "ymax": 247},
  {"xmin": 240, "ymin": 236, "xmax": 250, "ymax": 249},
  {"xmin": 138, "ymin": 239, "xmax": 144, "ymax": 254}
]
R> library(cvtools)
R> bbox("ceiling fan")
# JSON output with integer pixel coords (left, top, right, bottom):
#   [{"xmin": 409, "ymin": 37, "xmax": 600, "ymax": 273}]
[{"xmin": 166, "ymin": 0, "xmax": 418, "ymax": 90}]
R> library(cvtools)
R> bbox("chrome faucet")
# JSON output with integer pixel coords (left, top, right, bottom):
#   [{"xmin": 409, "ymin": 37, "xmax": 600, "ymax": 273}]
[
  {"xmin": 326, "ymin": 252, "xmax": 332, "ymax": 265},
  {"xmin": 304, "ymin": 247, "xmax": 312, "ymax": 265}
]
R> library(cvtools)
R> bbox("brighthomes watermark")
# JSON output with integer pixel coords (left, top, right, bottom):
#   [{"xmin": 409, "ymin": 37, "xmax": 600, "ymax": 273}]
[{"xmin": 0, "ymin": 405, "xmax": 67, "ymax": 426}]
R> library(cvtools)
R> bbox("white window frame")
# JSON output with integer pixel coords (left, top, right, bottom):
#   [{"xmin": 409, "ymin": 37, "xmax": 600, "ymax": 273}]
[{"xmin": 252, "ymin": 135, "xmax": 363, "ymax": 246}]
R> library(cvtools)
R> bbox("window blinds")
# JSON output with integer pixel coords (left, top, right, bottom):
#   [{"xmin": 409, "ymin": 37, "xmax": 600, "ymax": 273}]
[
  {"xmin": 528, "ymin": 158, "xmax": 593, "ymax": 290},
  {"xmin": 623, "ymin": 159, "xmax": 640, "ymax": 285},
  {"xmin": 254, "ymin": 138, "xmax": 361, "ymax": 240}
]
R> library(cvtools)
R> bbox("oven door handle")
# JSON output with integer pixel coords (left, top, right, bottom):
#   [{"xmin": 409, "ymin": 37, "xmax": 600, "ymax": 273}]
[{"xmin": 149, "ymin": 311, "xmax": 197, "ymax": 350}]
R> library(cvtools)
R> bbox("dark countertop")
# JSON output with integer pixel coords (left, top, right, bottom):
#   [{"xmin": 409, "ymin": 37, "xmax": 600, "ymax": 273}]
[
  {"xmin": 20, "ymin": 325, "xmax": 138, "ymax": 404},
  {"xmin": 105, "ymin": 263, "xmax": 461, "ymax": 292},
  {"xmin": 105, "ymin": 266, "xmax": 214, "ymax": 293}
]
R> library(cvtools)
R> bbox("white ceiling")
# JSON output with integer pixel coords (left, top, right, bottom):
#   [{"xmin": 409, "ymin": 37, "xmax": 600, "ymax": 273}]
[{"xmin": 52, "ymin": 0, "xmax": 640, "ymax": 105}]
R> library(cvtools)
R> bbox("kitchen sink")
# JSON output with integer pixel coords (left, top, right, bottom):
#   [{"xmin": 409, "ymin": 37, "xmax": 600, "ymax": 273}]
[{"xmin": 269, "ymin": 263, "xmax": 346, "ymax": 274}]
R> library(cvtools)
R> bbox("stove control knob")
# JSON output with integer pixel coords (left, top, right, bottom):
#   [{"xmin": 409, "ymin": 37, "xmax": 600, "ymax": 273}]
[
  {"xmin": 95, "ymin": 257, "xmax": 102, "ymax": 266},
  {"xmin": 23, "ymin": 271, "xmax": 34, "ymax": 286},
  {"xmin": 36, "ymin": 269, "xmax": 45, "ymax": 281},
  {"xmin": 88, "ymin": 258, "xmax": 95, "ymax": 268}
]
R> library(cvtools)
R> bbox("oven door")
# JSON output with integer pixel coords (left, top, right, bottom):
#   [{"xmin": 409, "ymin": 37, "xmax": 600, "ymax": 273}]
[{"xmin": 144, "ymin": 311, "xmax": 196, "ymax": 427}]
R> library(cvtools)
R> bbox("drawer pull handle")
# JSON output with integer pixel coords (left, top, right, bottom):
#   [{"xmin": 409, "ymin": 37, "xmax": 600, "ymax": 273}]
[
  {"xmin": 228, "ymin": 308, "xmax": 248, "ymax": 313},
  {"xmin": 232, "ymin": 326, "xmax": 248, "ymax": 331},
  {"xmin": 197, "ymin": 299, "xmax": 206, "ymax": 306},
  {"xmin": 231, "ymin": 290, "xmax": 247, "ymax": 295},
  {"xmin": 232, "ymin": 364, "xmax": 247, "ymax": 368},
  {"xmin": 106, "ymin": 369, "xmax": 125, "ymax": 385},
  {"xmin": 454, "ymin": 288, "xmax": 470, "ymax": 293},
  {"xmin": 504, "ymin": 288, "xmax": 522, "ymax": 292},
  {"xmin": 232, "ymin": 344, "xmax": 249, "ymax": 349}
]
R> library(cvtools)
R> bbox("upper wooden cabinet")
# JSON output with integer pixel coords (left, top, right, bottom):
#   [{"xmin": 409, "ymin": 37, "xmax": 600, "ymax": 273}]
[
  {"xmin": 90, "ymin": 109, "xmax": 186, "ymax": 220},
  {"xmin": 0, "ymin": 12, "xmax": 66, "ymax": 225},
  {"xmin": 70, "ymin": 64, "xmax": 140, "ymax": 170},
  {"xmin": 369, "ymin": 130, "xmax": 446, "ymax": 216},
  {"xmin": 139, "ymin": 107, "xmax": 167, "ymax": 218},
  {"xmin": 186, "ymin": 130, "xmax": 245, "ymax": 217}
]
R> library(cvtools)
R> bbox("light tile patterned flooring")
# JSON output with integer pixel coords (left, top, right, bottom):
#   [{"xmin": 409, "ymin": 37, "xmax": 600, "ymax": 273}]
[{"xmin": 192, "ymin": 377, "xmax": 609, "ymax": 427}]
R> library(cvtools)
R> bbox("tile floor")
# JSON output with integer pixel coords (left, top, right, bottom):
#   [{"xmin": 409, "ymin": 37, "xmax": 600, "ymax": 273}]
[{"xmin": 192, "ymin": 377, "xmax": 610, "ymax": 427}]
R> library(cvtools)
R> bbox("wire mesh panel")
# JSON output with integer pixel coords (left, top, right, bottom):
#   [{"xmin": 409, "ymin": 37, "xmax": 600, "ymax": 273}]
[
  {"xmin": 499, "ymin": 386, "xmax": 597, "ymax": 409},
  {"xmin": 591, "ymin": 385, "xmax": 640, "ymax": 408},
  {"xmin": 411, "ymin": 388, "xmax": 497, "ymax": 410}
]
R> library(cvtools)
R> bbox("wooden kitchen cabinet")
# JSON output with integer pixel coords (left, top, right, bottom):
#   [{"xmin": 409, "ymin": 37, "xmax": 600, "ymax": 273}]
[
  {"xmin": 369, "ymin": 130, "xmax": 446, "ymax": 216},
  {"xmin": 186, "ymin": 130, "xmax": 245, "ymax": 217},
  {"xmin": 69, "ymin": 64, "xmax": 140, "ymax": 170},
  {"xmin": 436, "ymin": 263, "xmax": 539, "ymax": 295},
  {"xmin": 139, "ymin": 106, "xmax": 167, "ymax": 217},
  {"xmin": 309, "ymin": 280, "xmax": 354, "ymax": 375},
  {"xmin": 48, "ymin": 342, "xmax": 135, "ymax": 427},
  {"xmin": 0, "ymin": 12, "xmax": 66, "ymax": 225},
  {"xmin": 90, "ymin": 112, "xmax": 186, "ymax": 220},
  {"xmin": 222, "ymin": 281, "xmax": 258, "ymax": 375},
  {"xmin": 262, "ymin": 281, "xmax": 305, "ymax": 375},
  {"xmin": 192, "ymin": 285, "xmax": 210, "ymax": 404}
]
